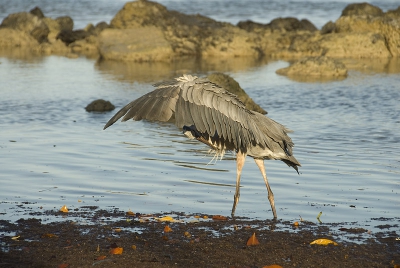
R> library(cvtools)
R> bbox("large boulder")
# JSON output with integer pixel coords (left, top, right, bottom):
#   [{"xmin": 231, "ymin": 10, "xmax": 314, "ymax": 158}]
[
  {"xmin": 0, "ymin": 12, "xmax": 49, "ymax": 43},
  {"xmin": 0, "ymin": 28, "xmax": 39, "ymax": 48},
  {"xmin": 103, "ymin": 0, "xmax": 261, "ymax": 61},
  {"xmin": 99, "ymin": 27, "xmax": 174, "ymax": 61},
  {"xmin": 333, "ymin": 4, "xmax": 400, "ymax": 57},
  {"xmin": 341, "ymin": 3, "xmax": 384, "ymax": 17}
]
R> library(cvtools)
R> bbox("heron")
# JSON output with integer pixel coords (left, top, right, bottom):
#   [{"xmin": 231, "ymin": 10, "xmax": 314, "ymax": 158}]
[{"xmin": 104, "ymin": 74, "xmax": 300, "ymax": 219}]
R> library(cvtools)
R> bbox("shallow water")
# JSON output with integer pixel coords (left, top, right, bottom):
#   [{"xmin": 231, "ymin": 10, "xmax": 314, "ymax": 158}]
[{"xmin": 0, "ymin": 0, "xmax": 399, "ymax": 233}]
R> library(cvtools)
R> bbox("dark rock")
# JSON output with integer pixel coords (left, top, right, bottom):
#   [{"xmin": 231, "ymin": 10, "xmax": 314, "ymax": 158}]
[
  {"xmin": 320, "ymin": 21, "xmax": 336, "ymax": 34},
  {"xmin": 0, "ymin": 12, "xmax": 49, "ymax": 43},
  {"xmin": 29, "ymin": 7, "xmax": 45, "ymax": 18},
  {"xmin": 57, "ymin": 29, "xmax": 90, "ymax": 45},
  {"xmin": 269, "ymin": 17, "xmax": 317, "ymax": 32},
  {"xmin": 207, "ymin": 73, "xmax": 267, "ymax": 114},
  {"xmin": 237, "ymin": 20, "xmax": 265, "ymax": 32},
  {"xmin": 94, "ymin": 21, "xmax": 110, "ymax": 34},
  {"xmin": 238, "ymin": 17, "xmax": 317, "ymax": 33},
  {"xmin": 341, "ymin": 3, "xmax": 384, "ymax": 17},
  {"xmin": 56, "ymin": 16, "xmax": 74, "ymax": 32},
  {"xmin": 85, "ymin": 99, "xmax": 115, "ymax": 112}
]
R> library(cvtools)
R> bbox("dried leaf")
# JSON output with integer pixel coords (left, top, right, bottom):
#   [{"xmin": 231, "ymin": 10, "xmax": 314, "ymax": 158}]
[
  {"xmin": 263, "ymin": 265, "xmax": 283, "ymax": 268},
  {"xmin": 96, "ymin": 256, "xmax": 106, "ymax": 260},
  {"xmin": 293, "ymin": 221, "xmax": 299, "ymax": 227},
  {"xmin": 58, "ymin": 264, "xmax": 69, "ymax": 268},
  {"xmin": 247, "ymin": 232, "xmax": 260, "ymax": 246},
  {"xmin": 110, "ymin": 247, "xmax": 123, "ymax": 254},
  {"xmin": 60, "ymin": 205, "xmax": 68, "ymax": 213},
  {"xmin": 113, "ymin": 228, "xmax": 122, "ymax": 232},
  {"xmin": 184, "ymin": 231, "xmax": 191, "ymax": 238},
  {"xmin": 131, "ymin": 245, "xmax": 137, "ymax": 250},
  {"xmin": 126, "ymin": 210, "xmax": 135, "ymax": 216},
  {"xmin": 42, "ymin": 233, "xmax": 58, "ymax": 238},
  {"xmin": 310, "ymin": 238, "xmax": 338, "ymax": 246},
  {"xmin": 212, "ymin": 215, "xmax": 228, "ymax": 221},
  {"xmin": 164, "ymin": 225, "xmax": 173, "ymax": 233},
  {"xmin": 203, "ymin": 215, "xmax": 208, "ymax": 219},
  {"xmin": 157, "ymin": 216, "xmax": 179, "ymax": 222},
  {"xmin": 11, "ymin": 236, "xmax": 20, "ymax": 240}
]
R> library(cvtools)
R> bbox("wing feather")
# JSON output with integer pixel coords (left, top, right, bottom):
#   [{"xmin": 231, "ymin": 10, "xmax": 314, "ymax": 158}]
[{"xmin": 103, "ymin": 86, "xmax": 180, "ymax": 130}]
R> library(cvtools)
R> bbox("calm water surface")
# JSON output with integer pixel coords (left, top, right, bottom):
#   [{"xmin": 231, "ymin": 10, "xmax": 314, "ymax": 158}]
[{"xmin": 0, "ymin": 0, "xmax": 399, "ymax": 233}]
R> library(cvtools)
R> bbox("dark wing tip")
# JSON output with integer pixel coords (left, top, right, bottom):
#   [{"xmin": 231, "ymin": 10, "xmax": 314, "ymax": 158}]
[{"xmin": 103, "ymin": 106, "xmax": 131, "ymax": 130}]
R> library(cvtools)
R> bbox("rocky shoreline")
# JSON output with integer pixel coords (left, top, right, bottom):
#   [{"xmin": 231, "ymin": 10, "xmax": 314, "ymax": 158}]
[{"xmin": 0, "ymin": 1, "xmax": 399, "ymax": 79}]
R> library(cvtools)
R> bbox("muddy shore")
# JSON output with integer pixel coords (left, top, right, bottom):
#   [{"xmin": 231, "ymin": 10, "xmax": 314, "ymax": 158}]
[{"xmin": 1, "ymin": 208, "xmax": 399, "ymax": 268}]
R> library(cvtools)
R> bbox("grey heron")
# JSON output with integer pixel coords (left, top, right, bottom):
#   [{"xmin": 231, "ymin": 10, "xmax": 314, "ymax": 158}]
[{"xmin": 104, "ymin": 74, "xmax": 300, "ymax": 219}]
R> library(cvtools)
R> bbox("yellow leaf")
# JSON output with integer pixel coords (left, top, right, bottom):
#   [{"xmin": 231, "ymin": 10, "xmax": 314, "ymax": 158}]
[
  {"xmin": 157, "ymin": 216, "xmax": 179, "ymax": 222},
  {"xmin": 247, "ymin": 232, "xmax": 260, "ymax": 246},
  {"xmin": 113, "ymin": 228, "xmax": 122, "ymax": 232},
  {"xmin": 203, "ymin": 215, "xmax": 208, "ymax": 219},
  {"xmin": 310, "ymin": 238, "xmax": 338, "ymax": 246},
  {"xmin": 184, "ymin": 231, "xmax": 191, "ymax": 238},
  {"xmin": 131, "ymin": 245, "xmax": 137, "ymax": 250},
  {"xmin": 164, "ymin": 225, "xmax": 173, "ymax": 233},
  {"xmin": 293, "ymin": 221, "xmax": 299, "ymax": 227},
  {"xmin": 60, "ymin": 205, "xmax": 68, "ymax": 213},
  {"xmin": 110, "ymin": 247, "xmax": 123, "ymax": 254},
  {"xmin": 11, "ymin": 236, "xmax": 20, "ymax": 240},
  {"xmin": 263, "ymin": 265, "xmax": 283, "ymax": 268},
  {"xmin": 194, "ymin": 215, "xmax": 200, "ymax": 218}
]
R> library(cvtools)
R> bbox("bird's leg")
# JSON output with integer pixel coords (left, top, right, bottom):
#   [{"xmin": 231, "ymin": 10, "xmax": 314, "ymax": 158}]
[
  {"xmin": 231, "ymin": 151, "xmax": 246, "ymax": 218},
  {"xmin": 254, "ymin": 158, "xmax": 277, "ymax": 219}
]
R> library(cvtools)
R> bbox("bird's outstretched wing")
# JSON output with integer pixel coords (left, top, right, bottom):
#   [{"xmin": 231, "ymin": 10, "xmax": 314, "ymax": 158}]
[
  {"xmin": 103, "ymin": 74, "xmax": 293, "ymax": 156},
  {"xmin": 103, "ymin": 84, "xmax": 180, "ymax": 130}
]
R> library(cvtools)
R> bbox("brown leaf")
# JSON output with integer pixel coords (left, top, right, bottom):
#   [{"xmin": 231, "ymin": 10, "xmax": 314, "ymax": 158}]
[
  {"xmin": 212, "ymin": 215, "xmax": 228, "ymax": 221},
  {"xmin": 247, "ymin": 232, "xmax": 260, "ymax": 246},
  {"xmin": 58, "ymin": 264, "xmax": 69, "ymax": 268},
  {"xmin": 263, "ymin": 265, "xmax": 283, "ymax": 268},
  {"xmin": 96, "ymin": 256, "xmax": 106, "ymax": 260},
  {"xmin": 126, "ymin": 210, "xmax": 135, "ymax": 216},
  {"xmin": 42, "ymin": 233, "xmax": 58, "ymax": 238},
  {"xmin": 164, "ymin": 225, "xmax": 173, "ymax": 233},
  {"xmin": 110, "ymin": 247, "xmax": 123, "ymax": 255}
]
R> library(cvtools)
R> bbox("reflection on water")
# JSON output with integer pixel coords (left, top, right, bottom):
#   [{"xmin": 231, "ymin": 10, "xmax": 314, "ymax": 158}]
[{"xmin": 95, "ymin": 56, "xmax": 269, "ymax": 83}]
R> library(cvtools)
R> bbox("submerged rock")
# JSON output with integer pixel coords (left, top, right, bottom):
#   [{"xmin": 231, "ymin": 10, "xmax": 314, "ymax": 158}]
[
  {"xmin": 85, "ymin": 99, "xmax": 115, "ymax": 112},
  {"xmin": 276, "ymin": 56, "xmax": 348, "ymax": 80},
  {"xmin": 208, "ymin": 73, "xmax": 267, "ymax": 115}
]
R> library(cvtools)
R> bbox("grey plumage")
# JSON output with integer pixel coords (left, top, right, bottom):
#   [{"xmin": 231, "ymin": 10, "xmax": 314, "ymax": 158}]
[{"xmin": 104, "ymin": 74, "xmax": 301, "ymax": 219}]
